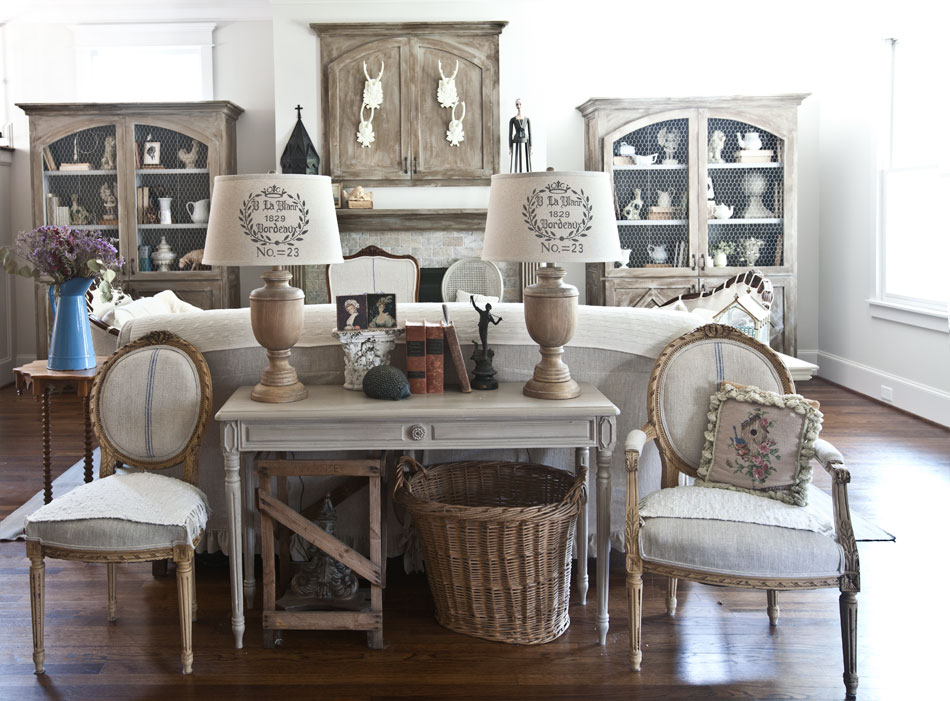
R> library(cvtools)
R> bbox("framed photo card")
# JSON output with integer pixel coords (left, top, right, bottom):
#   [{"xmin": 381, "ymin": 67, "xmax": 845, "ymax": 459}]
[
  {"xmin": 367, "ymin": 293, "xmax": 397, "ymax": 328},
  {"xmin": 336, "ymin": 294, "xmax": 368, "ymax": 330},
  {"xmin": 143, "ymin": 138, "xmax": 161, "ymax": 167}
]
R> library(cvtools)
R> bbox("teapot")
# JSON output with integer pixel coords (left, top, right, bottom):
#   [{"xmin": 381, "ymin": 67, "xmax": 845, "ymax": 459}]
[
  {"xmin": 656, "ymin": 190, "xmax": 673, "ymax": 208},
  {"xmin": 736, "ymin": 131, "xmax": 763, "ymax": 151},
  {"xmin": 633, "ymin": 153, "xmax": 658, "ymax": 166},
  {"xmin": 647, "ymin": 243, "xmax": 669, "ymax": 264},
  {"xmin": 712, "ymin": 203, "xmax": 734, "ymax": 219}
]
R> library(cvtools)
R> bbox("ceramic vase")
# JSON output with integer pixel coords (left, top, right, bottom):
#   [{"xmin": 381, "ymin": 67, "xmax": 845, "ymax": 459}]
[{"xmin": 47, "ymin": 277, "xmax": 96, "ymax": 370}]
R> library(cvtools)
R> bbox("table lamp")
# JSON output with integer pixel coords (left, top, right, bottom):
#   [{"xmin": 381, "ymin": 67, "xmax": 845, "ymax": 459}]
[
  {"xmin": 482, "ymin": 171, "xmax": 621, "ymax": 399},
  {"xmin": 203, "ymin": 174, "xmax": 342, "ymax": 403}
]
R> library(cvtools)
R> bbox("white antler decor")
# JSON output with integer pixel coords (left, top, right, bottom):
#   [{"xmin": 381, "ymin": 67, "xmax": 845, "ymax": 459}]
[
  {"xmin": 362, "ymin": 60, "xmax": 384, "ymax": 110},
  {"xmin": 357, "ymin": 103, "xmax": 376, "ymax": 148},
  {"xmin": 446, "ymin": 101, "xmax": 466, "ymax": 147},
  {"xmin": 437, "ymin": 59, "xmax": 460, "ymax": 109}
]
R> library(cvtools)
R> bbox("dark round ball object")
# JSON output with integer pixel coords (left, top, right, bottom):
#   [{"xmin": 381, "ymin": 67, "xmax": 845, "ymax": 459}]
[{"xmin": 362, "ymin": 365, "xmax": 411, "ymax": 400}]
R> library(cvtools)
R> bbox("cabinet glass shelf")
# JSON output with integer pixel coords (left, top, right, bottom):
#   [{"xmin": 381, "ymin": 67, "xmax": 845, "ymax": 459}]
[
  {"xmin": 708, "ymin": 218, "xmax": 783, "ymax": 225},
  {"xmin": 616, "ymin": 219, "xmax": 687, "ymax": 226},
  {"xmin": 45, "ymin": 169, "xmax": 118, "ymax": 176},
  {"xmin": 138, "ymin": 223, "xmax": 208, "ymax": 229},
  {"xmin": 136, "ymin": 168, "xmax": 210, "ymax": 175},
  {"xmin": 707, "ymin": 162, "xmax": 782, "ymax": 169},
  {"xmin": 613, "ymin": 164, "xmax": 688, "ymax": 171}
]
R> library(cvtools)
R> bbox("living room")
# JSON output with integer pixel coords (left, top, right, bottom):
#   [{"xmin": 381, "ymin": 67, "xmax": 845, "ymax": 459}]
[{"xmin": 0, "ymin": 1, "xmax": 947, "ymax": 699}]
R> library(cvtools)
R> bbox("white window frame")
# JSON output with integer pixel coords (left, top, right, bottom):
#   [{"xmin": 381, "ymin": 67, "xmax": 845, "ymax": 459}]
[
  {"xmin": 72, "ymin": 23, "xmax": 216, "ymax": 102},
  {"xmin": 871, "ymin": 37, "xmax": 949, "ymax": 333}
]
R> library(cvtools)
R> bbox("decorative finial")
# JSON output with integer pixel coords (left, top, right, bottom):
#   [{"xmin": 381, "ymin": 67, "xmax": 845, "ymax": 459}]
[{"xmin": 295, "ymin": 105, "xmax": 303, "ymax": 120}]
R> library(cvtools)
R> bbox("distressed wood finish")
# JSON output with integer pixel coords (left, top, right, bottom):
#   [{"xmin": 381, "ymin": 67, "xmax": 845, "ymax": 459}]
[
  {"xmin": 254, "ymin": 456, "xmax": 385, "ymax": 649},
  {"xmin": 624, "ymin": 324, "xmax": 861, "ymax": 698},
  {"xmin": 313, "ymin": 22, "xmax": 505, "ymax": 186},
  {"xmin": 576, "ymin": 95, "xmax": 807, "ymax": 355},
  {"xmin": 217, "ymin": 382, "xmax": 618, "ymax": 649},
  {"xmin": 335, "ymin": 208, "xmax": 487, "ymax": 233},
  {"xmin": 18, "ymin": 102, "xmax": 243, "ymax": 357},
  {"xmin": 13, "ymin": 358, "xmax": 105, "ymax": 502},
  {"xmin": 25, "ymin": 331, "xmax": 213, "ymax": 676}
]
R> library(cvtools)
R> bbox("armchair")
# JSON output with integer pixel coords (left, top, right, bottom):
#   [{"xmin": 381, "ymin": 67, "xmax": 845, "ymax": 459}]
[
  {"xmin": 624, "ymin": 324, "xmax": 860, "ymax": 697},
  {"xmin": 327, "ymin": 244, "xmax": 420, "ymax": 302}
]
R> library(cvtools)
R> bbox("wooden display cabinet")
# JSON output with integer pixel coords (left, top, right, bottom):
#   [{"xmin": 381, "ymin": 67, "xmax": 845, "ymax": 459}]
[
  {"xmin": 577, "ymin": 95, "xmax": 807, "ymax": 355},
  {"xmin": 18, "ymin": 101, "xmax": 243, "ymax": 356}
]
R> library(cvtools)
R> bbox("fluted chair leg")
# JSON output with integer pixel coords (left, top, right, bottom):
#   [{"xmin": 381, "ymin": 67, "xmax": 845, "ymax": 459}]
[
  {"xmin": 107, "ymin": 563, "xmax": 118, "ymax": 622},
  {"xmin": 767, "ymin": 589, "xmax": 779, "ymax": 626},
  {"xmin": 26, "ymin": 542, "xmax": 46, "ymax": 675},
  {"xmin": 627, "ymin": 571, "xmax": 643, "ymax": 671},
  {"xmin": 173, "ymin": 546, "xmax": 195, "ymax": 674},
  {"xmin": 840, "ymin": 591, "xmax": 858, "ymax": 697},
  {"xmin": 666, "ymin": 577, "xmax": 678, "ymax": 616}
]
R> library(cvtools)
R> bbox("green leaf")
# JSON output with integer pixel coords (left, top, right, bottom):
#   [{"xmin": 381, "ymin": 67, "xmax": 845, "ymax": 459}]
[{"xmin": 102, "ymin": 269, "xmax": 116, "ymax": 283}]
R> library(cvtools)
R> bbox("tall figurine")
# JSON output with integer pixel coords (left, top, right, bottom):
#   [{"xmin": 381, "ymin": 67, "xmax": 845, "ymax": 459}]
[
  {"xmin": 508, "ymin": 98, "xmax": 532, "ymax": 173},
  {"xmin": 471, "ymin": 296, "xmax": 502, "ymax": 390}
]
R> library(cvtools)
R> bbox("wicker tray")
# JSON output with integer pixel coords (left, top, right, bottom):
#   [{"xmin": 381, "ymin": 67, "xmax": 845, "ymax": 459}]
[{"xmin": 394, "ymin": 457, "xmax": 586, "ymax": 645}]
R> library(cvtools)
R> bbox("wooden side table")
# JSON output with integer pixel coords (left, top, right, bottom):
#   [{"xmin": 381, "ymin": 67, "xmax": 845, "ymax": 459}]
[{"xmin": 13, "ymin": 358, "xmax": 106, "ymax": 503}]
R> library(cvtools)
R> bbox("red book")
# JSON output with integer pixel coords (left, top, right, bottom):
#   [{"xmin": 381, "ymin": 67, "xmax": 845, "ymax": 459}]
[
  {"xmin": 441, "ymin": 321, "xmax": 471, "ymax": 393},
  {"xmin": 424, "ymin": 321, "xmax": 444, "ymax": 394},
  {"xmin": 405, "ymin": 321, "xmax": 427, "ymax": 395}
]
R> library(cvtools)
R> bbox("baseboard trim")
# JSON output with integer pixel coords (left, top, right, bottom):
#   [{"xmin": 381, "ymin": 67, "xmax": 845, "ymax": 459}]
[
  {"xmin": 797, "ymin": 349, "xmax": 819, "ymax": 366},
  {"xmin": 816, "ymin": 351, "xmax": 950, "ymax": 427}
]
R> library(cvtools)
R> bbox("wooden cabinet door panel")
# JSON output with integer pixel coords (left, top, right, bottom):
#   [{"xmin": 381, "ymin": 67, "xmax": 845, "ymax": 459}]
[
  {"xmin": 606, "ymin": 279, "xmax": 697, "ymax": 308},
  {"xmin": 327, "ymin": 38, "xmax": 410, "ymax": 181},
  {"xmin": 410, "ymin": 38, "xmax": 492, "ymax": 181}
]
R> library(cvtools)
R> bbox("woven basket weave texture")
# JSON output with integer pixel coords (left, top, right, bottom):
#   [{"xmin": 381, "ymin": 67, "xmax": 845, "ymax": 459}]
[{"xmin": 395, "ymin": 459, "xmax": 586, "ymax": 645}]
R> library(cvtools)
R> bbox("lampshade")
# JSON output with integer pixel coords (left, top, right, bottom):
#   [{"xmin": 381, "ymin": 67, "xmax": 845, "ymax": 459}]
[
  {"xmin": 202, "ymin": 174, "xmax": 342, "ymax": 267},
  {"xmin": 482, "ymin": 171, "xmax": 622, "ymax": 263}
]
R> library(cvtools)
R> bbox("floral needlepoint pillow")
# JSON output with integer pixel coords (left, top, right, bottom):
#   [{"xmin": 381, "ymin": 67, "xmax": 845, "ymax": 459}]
[{"xmin": 696, "ymin": 382, "xmax": 823, "ymax": 506}]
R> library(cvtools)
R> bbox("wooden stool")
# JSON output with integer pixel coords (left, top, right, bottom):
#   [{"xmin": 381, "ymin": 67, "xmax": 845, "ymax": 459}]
[{"xmin": 254, "ymin": 457, "xmax": 385, "ymax": 649}]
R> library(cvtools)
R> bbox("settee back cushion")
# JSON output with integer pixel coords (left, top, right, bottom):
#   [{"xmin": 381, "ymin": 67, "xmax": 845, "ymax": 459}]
[
  {"xmin": 99, "ymin": 345, "xmax": 202, "ymax": 464},
  {"xmin": 658, "ymin": 338, "xmax": 784, "ymax": 469}
]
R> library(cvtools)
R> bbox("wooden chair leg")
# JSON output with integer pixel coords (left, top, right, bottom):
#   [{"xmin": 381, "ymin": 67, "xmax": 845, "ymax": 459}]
[
  {"xmin": 767, "ymin": 589, "xmax": 779, "ymax": 626},
  {"xmin": 666, "ymin": 577, "xmax": 678, "ymax": 616},
  {"xmin": 840, "ymin": 590, "xmax": 858, "ymax": 698},
  {"xmin": 26, "ymin": 541, "xmax": 46, "ymax": 675},
  {"xmin": 173, "ymin": 545, "xmax": 195, "ymax": 674},
  {"xmin": 107, "ymin": 563, "xmax": 118, "ymax": 622},
  {"xmin": 627, "ymin": 570, "xmax": 643, "ymax": 671},
  {"xmin": 191, "ymin": 561, "xmax": 198, "ymax": 623}
]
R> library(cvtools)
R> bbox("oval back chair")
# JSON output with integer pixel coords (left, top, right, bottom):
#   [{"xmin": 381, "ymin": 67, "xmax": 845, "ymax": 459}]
[
  {"xmin": 24, "ymin": 330, "xmax": 213, "ymax": 675},
  {"xmin": 624, "ymin": 324, "xmax": 860, "ymax": 697},
  {"xmin": 327, "ymin": 245, "xmax": 420, "ymax": 302},
  {"xmin": 441, "ymin": 258, "xmax": 504, "ymax": 302}
]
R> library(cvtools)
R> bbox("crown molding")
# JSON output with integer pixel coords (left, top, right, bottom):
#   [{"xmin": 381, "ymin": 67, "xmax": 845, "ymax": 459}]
[{"xmin": 0, "ymin": 1, "xmax": 271, "ymax": 25}]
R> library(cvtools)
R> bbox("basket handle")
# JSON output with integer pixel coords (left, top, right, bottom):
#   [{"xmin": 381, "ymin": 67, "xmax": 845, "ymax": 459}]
[
  {"xmin": 563, "ymin": 466, "xmax": 588, "ymax": 507},
  {"xmin": 393, "ymin": 455, "xmax": 427, "ymax": 499}
]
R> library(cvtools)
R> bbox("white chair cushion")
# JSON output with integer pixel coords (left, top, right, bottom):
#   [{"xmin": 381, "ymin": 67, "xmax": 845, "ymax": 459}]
[
  {"xmin": 455, "ymin": 289, "xmax": 500, "ymax": 306},
  {"xmin": 638, "ymin": 486, "xmax": 844, "ymax": 579},
  {"xmin": 24, "ymin": 472, "xmax": 209, "ymax": 551},
  {"xmin": 98, "ymin": 345, "xmax": 202, "ymax": 463},
  {"xmin": 103, "ymin": 290, "xmax": 201, "ymax": 329}
]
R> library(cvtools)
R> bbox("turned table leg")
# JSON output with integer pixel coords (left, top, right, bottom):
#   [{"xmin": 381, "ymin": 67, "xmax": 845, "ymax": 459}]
[
  {"xmin": 83, "ymin": 395, "xmax": 94, "ymax": 483},
  {"xmin": 575, "ymin": 447, "xmax": 589, "ymax": 606},
  {"xmin": 41, "ymin": 389, "xmax": 52, "ymax": 504}
]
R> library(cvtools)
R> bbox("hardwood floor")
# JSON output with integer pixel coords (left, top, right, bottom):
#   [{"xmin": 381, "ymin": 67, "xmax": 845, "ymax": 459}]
[{"xmin": 0, "ymin": 379, "xmax": 947, "ymax": 700}]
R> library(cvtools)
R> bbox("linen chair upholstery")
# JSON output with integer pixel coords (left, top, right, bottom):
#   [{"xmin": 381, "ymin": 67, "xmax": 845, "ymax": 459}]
[
  {"xmin": 624, "ymin": 324, "xmax": 860, "ymax": 697},
  {"xmin": 23, "ymin": 330, "xmax": 213, "ymax": 675},
  {"xmin": 327, "ymin": 244, "xmax": 420, "ymax": 302}
]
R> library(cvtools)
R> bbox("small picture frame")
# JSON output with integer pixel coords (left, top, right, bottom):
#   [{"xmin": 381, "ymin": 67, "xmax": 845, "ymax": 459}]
[
  {"xmin": 331, "ymin": 183, "xmax": 342, "ymax": 209},
  {"xmin": 143, "ymin": 139, "xmax": 161, "ymax": 167},
  {"xmin": 336, "ymin": 294, "xmax": 368, "ymax": 331},
  {"xmin": 367, "ymin": 293, "xmax": 397, "ymax": 329}
]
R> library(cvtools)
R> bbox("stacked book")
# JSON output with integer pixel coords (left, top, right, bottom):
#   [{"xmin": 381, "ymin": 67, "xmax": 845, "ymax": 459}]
[
  {"xmin": 735, "ymin": 149, "xmax": 775, "ymax": 164},
  {"xmin": 405, "ymin": 316, "xmax": 471, "ymax": 395},
  {"xmin": 136, "ymin": 186, "xmax": 151, "ymax": 223}
]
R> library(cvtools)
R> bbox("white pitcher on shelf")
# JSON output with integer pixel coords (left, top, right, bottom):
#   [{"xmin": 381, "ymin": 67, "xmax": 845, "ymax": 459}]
[{"xmin": 158, "ymin": 197, "xmax": 173, "ymax": 225}]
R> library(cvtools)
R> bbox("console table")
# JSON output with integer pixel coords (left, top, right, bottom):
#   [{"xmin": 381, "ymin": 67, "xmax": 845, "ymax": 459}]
[{"xmin": 216, "ymin": 382, "xmax": 619, "ymax": 649}]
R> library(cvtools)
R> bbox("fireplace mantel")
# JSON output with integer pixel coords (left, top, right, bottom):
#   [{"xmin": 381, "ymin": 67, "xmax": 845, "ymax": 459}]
[{"xmin": 335, "ymin": 208, "xmax": 487, "ymax": 233}]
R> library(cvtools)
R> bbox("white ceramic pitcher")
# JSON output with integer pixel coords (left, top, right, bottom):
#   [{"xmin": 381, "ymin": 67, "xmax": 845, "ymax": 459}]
[{"xmin": 186, "ymin": 199, "xmax": 210, "ymax": 224}]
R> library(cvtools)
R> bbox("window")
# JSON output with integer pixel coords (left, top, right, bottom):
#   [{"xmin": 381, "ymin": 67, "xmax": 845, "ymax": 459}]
[
  {"xmin": 875, "ymin": 37, "xmax": 949, "ymax": 328},
  {"xmin": 73, "ymin": 24, "xmax": 215, "ymax": 102}
]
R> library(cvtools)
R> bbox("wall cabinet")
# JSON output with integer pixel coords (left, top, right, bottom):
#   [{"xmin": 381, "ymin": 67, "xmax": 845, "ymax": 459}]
[
  {"xmin": 577, "ymin": 95, "xmax": 807, "ymax": 355},
  {"xmin": 19, "ymin": 101, "xmax": 243, "ymax": 356},
  {"xmin": 313, "ymin": 22, "xmax": 505, "ymax": 186}
]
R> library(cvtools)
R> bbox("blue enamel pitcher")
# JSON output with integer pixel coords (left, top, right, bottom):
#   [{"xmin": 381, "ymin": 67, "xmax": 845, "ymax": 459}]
[{"xmin": 47, "ymin": 277, "xmax": 96, "ymax": 370}]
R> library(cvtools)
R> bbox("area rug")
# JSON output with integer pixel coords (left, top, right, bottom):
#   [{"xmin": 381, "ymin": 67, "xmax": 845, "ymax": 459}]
[{"xmin": 0, "ymin": 449, "xmax": 896, "ymax": 543}]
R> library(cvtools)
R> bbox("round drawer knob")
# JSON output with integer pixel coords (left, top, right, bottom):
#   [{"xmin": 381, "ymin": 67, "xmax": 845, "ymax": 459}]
[{"xmin": 408, "ymin": 424, "xmax": 427, "ymax": 441}]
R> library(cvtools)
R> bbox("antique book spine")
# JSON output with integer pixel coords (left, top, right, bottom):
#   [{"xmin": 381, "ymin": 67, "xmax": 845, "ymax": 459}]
[
  {"xmin": 405, "ymin": 321, "xmax": 427, "ymax": 395},
  {"xmin": 441, "ymin": 321, "xmax": 471, "ymax": 393},
  {"xmin": 425, "ymin": 321, "xmax": 444, "ymax": 394}
]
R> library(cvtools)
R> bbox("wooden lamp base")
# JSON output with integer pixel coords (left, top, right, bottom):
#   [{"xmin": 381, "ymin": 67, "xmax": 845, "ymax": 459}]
[
  {"xmin": 249, "ymin": 267, "xmax": 307, "ymax": 403},
  {"xmin": 522, "ymin": 265, "xmax": 581, "ymax": 400}
]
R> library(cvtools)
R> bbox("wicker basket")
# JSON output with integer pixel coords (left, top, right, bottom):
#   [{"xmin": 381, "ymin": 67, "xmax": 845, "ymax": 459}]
[{"xmin": 394, "ymin": 457, "xmax": 586, "ymax": 645}]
